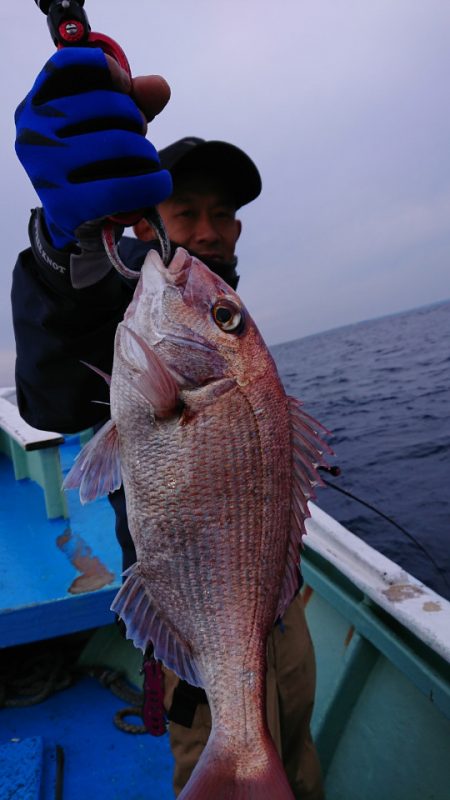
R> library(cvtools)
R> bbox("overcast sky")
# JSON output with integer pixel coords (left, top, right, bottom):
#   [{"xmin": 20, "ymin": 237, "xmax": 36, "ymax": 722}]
[{"xmin": 1, "ymin": 0, "xmax": 449, "ymax": 386}]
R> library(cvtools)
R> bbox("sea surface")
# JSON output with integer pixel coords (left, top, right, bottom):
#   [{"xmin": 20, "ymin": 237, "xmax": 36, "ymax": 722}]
[{"xmin": 271, "ymin": 299, "xmax": 450, "ymax": 601}]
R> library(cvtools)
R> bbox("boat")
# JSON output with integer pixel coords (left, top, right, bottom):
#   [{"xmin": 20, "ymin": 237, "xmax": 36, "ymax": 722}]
[{"xmin": 1, "ymin": 386, "xmax": 449, "ymax": 799}]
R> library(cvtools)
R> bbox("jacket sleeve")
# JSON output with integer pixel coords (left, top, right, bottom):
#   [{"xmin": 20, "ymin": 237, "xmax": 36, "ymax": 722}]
[{"xmin": 11, "ymin": 209, "xmax": 141, "ymax": 433}]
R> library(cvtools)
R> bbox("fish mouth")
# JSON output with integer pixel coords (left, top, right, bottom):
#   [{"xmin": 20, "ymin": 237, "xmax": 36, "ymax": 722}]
[
  {"xmin": 144, "ymin": 247, "xmax": 222, "ymax": 352},
  {"xmin": 164, "ymin": 247, "xmax": 194, "ymax": 289}
]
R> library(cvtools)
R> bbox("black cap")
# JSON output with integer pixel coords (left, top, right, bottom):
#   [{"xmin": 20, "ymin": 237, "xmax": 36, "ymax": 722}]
[{"xmin": 158, "ymin": 137, "xmax": 262, "ymax": 209}]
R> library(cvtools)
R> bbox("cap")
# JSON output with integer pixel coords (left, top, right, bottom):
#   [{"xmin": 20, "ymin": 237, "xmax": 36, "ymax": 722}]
[{"xmin": 158, "ymin": 137, "xmax": 262, "ymax": 209}]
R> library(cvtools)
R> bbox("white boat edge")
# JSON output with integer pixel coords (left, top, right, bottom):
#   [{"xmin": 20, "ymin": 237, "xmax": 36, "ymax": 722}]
[{"xmin": 306, "ymin": 502, "xmax": 450, "ymax": 665}]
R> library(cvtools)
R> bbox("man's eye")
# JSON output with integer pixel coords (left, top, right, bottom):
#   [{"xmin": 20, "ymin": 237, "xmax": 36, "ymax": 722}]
[{"xmin": 176, "ymin": 209, "xmax": 194, "ymax": 218}]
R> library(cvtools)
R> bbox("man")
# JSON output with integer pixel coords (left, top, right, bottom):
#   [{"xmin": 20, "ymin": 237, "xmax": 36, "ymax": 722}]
[{"xmin": 12, "ymin": 47, "xmax": 323, "ymax": 799}]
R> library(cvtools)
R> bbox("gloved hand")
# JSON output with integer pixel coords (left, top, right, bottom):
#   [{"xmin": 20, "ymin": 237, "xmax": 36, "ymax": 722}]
[{"xmin": 15, "ymin": 47, "xmax": 172, "ymax": 250}]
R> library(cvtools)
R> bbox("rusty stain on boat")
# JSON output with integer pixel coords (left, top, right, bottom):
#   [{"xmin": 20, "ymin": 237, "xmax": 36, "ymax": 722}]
[
  {"xmin": 422, "ymin": 601, "xmax": 442, "ymax": 613},
  {"xmin": 56, "ymin": 528, "xmax": 115, "ymax": 594},
  {"xmin": 382, "ymin": 583, "xmax": 424, "ymax": 603},
  {"xmin": 344, "ymin": 626, "xmax": 355, "ymax": 648}
]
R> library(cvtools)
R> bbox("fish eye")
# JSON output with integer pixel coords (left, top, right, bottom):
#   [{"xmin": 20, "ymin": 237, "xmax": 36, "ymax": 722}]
[{"xmin": 212, "ymin": 298, "xmax": 244, "ymax": 334}]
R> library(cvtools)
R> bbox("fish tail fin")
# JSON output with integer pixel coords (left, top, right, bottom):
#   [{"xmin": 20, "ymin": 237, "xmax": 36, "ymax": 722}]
[{"xmin": 178, "ymin": 731, "xmax": 294, "ymax": 799}]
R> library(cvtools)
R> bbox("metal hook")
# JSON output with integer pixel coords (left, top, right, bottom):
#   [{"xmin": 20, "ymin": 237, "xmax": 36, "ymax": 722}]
[{"xmin": 101, "ymin": 208, "xmax": 171, "ymax": 281}]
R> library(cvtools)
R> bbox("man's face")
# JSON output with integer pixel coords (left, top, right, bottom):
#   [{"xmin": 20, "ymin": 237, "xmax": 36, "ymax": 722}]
[{"xmin": 135, "ymin": 175, "xmax": 242, "ymax": 264}]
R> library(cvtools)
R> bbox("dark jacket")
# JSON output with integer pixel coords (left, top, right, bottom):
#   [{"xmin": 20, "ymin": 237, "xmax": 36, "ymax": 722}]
[
  {"xmin": 13, "ymin": 210, "xmax": 152, "ymax": 433},
  {"xmin": 12, "ymin": 209, "xmax": 239, "ymax": 434}
]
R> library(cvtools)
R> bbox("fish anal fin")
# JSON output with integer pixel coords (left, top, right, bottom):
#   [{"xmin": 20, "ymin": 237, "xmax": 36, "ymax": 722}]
[
  {"xmin": 118, "ymin": 324, "xmax": 180, "ymax": 419},
  {"xmin": 111, "ymin": 564, "xmax": 202, "ymax": 688},
  {"xmin": 63, "ymin": 418, "xmax": 121, "ymax": 504},
  {"xmin": 275, "ymin": 395, "xmax": 331, "ymax": 621}
]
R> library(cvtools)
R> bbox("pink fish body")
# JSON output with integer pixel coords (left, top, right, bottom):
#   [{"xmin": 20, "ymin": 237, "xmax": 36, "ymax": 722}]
[{"xmin": 66, "ymin": 248, "xmax": 329, "ymax": 799}]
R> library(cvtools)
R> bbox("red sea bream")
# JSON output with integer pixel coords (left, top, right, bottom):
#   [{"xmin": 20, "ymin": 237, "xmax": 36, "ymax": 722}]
[{"xmin": 65, "ymin": 248, "xmax": 329, "ymax": 799}]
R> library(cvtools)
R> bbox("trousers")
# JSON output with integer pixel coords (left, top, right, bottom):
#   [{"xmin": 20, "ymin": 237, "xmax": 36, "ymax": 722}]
[{"xmin": 163, "ymin": 593, "xmax": 324, "ymax": 799}]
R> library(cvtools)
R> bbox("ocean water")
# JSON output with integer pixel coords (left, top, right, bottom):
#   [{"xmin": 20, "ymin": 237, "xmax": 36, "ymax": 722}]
[{"xmin": 271, "ymin": 299, "xmax": 450, "ymax": 601}]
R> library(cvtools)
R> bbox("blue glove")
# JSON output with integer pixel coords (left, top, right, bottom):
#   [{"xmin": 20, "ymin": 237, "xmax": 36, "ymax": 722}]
[{"xmin": 15, "ymin": 48, "xmax": 172, "ymax": 250}]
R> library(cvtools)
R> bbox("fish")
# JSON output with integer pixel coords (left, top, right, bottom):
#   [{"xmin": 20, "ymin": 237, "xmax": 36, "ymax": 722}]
[{"xmin": 65, "ymin": 247, "xmax": 330, "ymax": 799}]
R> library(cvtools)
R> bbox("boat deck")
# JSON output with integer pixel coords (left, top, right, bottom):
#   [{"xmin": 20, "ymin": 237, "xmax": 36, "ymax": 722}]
[
  {"xmin": 0, "ymin": 390, "xmax": 122, "ymax": 647},
  {"xmin": 0, "ymin": 673, "xmax": 173, "ymax": 800}
]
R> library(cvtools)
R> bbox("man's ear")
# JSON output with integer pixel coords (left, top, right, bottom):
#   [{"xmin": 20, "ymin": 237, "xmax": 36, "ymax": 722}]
[
  {"xmin": 133, "ymin": 218, "xmax": 155, "ymax": 241},
  {"xmin": 234, "ymin": 219, "xmax": 242, "ymax": 244}
]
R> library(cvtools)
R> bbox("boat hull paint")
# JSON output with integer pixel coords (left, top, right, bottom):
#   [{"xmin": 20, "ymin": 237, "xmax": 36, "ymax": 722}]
[{"xmin": 304, "ymin": 505, "xmax": 450, "ymax": 800}]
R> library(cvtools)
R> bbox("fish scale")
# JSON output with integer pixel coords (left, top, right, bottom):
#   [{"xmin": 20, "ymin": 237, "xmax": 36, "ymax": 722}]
[{"xmin": 65, "ymin": 247, "xmax": 329, "ymax": 798}]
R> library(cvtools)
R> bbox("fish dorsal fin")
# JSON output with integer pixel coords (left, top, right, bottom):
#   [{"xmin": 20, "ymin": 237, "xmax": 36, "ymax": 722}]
[
  {"xmin": 111, "ymin": 564, "xmax": 202, "ymax": 688},
  {"xmin": 118, "ymin": 325, "xmax": 180, "ymax": 418},
  {"xmin": 275, "ymin": 396, "xmax": 332, "ymax": 621},
  {"xmin": 63, "ymin": 419, "xmax": 122, "ymax": 504}
]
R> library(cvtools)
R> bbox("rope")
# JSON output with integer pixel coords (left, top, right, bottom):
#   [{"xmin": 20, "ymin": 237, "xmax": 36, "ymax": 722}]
[
  {"xmin": 0, "ymin": 650, "xmax": 75, "ymax": 708},
  {"xmin": 87, "ymin": 667, "xmax": 147, "ymax": 734},
  {"xmin": 0, "ymin": 644, "xmax": 147, "ymax": 733},
  {"xmin": 114, "ymin": 706, "xmax": 147, "ymax": 734}
]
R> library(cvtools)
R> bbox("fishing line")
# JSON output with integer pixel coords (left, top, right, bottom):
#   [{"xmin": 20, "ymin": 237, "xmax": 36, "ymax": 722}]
[{"xmin": 318, "ymin": 467, "xmax": 450, "ymax": 594}]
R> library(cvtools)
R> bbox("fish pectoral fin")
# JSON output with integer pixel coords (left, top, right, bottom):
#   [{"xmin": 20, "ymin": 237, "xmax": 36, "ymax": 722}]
[
  {"xmin": 63, "ymin": 419, "xmax": 121, "ymax": 504},
  {"xmin": 80, "ymin": 360, "xmax": 111, "ymax": 386},
  {"xmin": 111, "ymin": 564, "xmax": 203, "ymax": 688},
  {"xmin": 118, "ymin": 325, "xmax": 181, "ymax": 419},
  {"xmin": 275, "ymin": 395, "xmax": 332, "ymax": 620}
]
